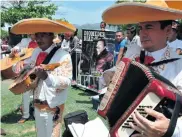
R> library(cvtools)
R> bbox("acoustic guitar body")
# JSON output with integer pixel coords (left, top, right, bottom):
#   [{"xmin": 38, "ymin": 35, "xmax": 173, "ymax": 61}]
[
  {"xmin": 9, "ymin": 62, "xmax": 62, "ymax": 95},
  {"xmin": 1, "ymin": 67, "xmax": 18, "ymax": 80},
  {"xmin": 0, "ymin": 48, "xmax": 34, "ymax": 80}
]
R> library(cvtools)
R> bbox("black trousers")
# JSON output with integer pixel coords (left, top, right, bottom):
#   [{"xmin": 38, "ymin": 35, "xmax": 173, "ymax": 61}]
[{"xmin": 71, "ymin": 52, "xmax": 81, "ymax": 80}]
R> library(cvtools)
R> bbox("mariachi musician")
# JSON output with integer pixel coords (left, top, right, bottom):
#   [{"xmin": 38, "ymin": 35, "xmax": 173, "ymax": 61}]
[
  {"xmin": 11, "ymin": 34, "xmax": 37, "ymax": 53},
  {"xmin": 101, "ymin": 0, "xmax": 182, "ymax": 136},
  {"xmin": 1, "ymin": 34, "xmax": 37, "ymax": 123},
  {"xmin": 9, "ymin": 18, "xmax": 75, "ymax": 137},
  {"xmin": 12, "ymin": 34, "xmax": 38, "ymax": 123}
]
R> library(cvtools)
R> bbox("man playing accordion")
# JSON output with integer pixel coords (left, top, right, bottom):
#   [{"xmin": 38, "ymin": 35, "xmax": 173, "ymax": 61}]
[{"xmin": 100, "ymin": 0, "xmax": 182, "ymax": 137}]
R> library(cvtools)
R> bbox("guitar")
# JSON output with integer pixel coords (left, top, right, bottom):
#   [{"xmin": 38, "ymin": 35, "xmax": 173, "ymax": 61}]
[
  {"xmin": 1, "ymin": 48, "xmax": 35, "ymax": 79},
  {"xmin": 9, "ymin": 60, "xmax": 69, "ymax": 95}
]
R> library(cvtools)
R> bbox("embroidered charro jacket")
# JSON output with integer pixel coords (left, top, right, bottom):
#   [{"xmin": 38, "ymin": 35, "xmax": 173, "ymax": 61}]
[
  {"xmin": 125, "ymin": 44, "xmax": 182, "ymax": 137},
  {"xmin": 15, "ymin": 44, "xmax": 72, "ymax": 108}
]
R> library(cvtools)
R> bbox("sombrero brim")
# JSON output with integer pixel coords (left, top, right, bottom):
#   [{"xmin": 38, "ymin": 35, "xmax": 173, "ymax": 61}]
[
  {"xmin": 102, "ymin": 2, "xmax": 182, "ymax": 25},
  {"xmin": 56, "ymin": 20, "xmax": 76, "ymax": 32},
  {"xmin": 11, "ymin": 18, "xmax": 76, "ymax": 34},
  {"xmin": 165, "ymin": 1, "xmax": 182, "ymax": 11}
]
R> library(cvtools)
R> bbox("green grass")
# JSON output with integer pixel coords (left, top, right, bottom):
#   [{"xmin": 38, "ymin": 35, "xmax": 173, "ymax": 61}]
[{"xmin": 1, "ymin": 80, "xmax": 106, "ymax": 137}]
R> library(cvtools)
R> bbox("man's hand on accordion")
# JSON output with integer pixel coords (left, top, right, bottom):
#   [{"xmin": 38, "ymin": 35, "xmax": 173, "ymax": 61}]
[{"xmin": 130, "ymin": 108, "xmax": 170, "ymax": 137}]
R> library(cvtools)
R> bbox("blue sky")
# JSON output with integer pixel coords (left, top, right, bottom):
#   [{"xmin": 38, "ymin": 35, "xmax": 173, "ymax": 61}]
[
  {"xmin": 2, "ymin": 1, "xmax": 115, "ymax": 31},
  {"xmin": 52, "ymin": 1, "xmax": 115, "ymax": 25}
]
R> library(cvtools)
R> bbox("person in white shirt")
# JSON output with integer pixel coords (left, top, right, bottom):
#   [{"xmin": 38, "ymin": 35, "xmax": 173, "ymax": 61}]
[
  {"xmin": 9, "ymin": 18, "xmax": 74, "ymax": 137},
  {"xmin": 11, "ymin": 34, "xmax": 37, "ymax": 55},
  {"xmin": 1, "ymin": 34, "xmax": 37, "ymax": 123},
  {"xmin": 13, "ymin": 32, "xmax": 72, "ymax": 137},
  {"xmin": 12, "ymin": 34, "xmax": 38, "ymax": 124},
  {"xmin": 61, "ymin": 32, "xmax": 72, "ymax": 52},
  {"xmin": 168, "ymin": 21, "xmax": 182, "ymax": 55},
  {"xmin": 124, "ymin": 21, "xmax": 182, "ymax": 137},
  {"xmin": 126, "ymin": 25, "xmax": 141, "ymax": 47},
  {"xmin": 101, "ymin": 1, "xmax": 182, "ymax": 137}
]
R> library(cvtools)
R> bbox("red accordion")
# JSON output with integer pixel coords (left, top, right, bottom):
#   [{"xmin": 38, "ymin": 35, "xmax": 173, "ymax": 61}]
[{"xmin": 98, "ymin": 58, "xmax": 180, "ymax": 137}]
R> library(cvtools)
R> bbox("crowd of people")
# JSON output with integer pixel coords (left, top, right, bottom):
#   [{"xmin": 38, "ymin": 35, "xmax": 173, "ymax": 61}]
[{"xmin": 1, "ymin": 1, "xmax": 182, "ymax": 137}]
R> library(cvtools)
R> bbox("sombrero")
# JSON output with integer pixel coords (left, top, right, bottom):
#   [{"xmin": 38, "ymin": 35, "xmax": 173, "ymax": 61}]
[
  {"xmin": 55, "ymin": 20, "xmax": 76, "ymax": 32},
  {"xmin": 11, "ymin": 18, "xmax": 76, "ymax": 34},
  {"xmin": 102, "ymin": 0, "xmax": 182, "ymax": 25}
]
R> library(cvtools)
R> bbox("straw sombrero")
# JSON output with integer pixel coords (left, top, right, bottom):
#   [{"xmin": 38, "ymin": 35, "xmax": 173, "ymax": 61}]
[
  {"xmin": 55, "ymin": 20, "xmax": 76, "ymax": 32},
  {"xmin": 11, "ymin": 18, "xmax": 76, "ymax": 34},
  {"xmin": 102, "ymin": 0, "xmax": 182, "ymax": 25}
]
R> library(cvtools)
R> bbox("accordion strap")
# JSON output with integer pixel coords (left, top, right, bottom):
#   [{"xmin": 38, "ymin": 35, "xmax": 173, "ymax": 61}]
[
  {"xmin": 42, "ymin": 46, "xmax": 60, "ymax": 64},
  {"xmin": 163, "ymin": 94, "xmax": 182, "ymax": 137},
  {"xmin": 139, "ymin": 50, "xmax": 180, "ymax": 66},
  {"xmin": 148, "ymin": 58, "xmax": 180, "ymax": 67}
]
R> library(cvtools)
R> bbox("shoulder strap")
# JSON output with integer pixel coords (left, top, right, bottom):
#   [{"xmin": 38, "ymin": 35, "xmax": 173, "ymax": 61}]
[
  {"xmin": 163, "ymin": 94, "xmax": 182, "ymax": 137},
  {"xmin": 139, "ymin": 49, "xmax": 145, "ymax": 64},
  {"xmin": 139, "ymin": 50, "xmax": 180, "ymax": 66},
  {"xmin": 148, "ymin": 58, "xmax": 180, "ymax": 67},
  {"xmin": 42, "ymin": 46, "xmax": 60, "ymax": 64}
]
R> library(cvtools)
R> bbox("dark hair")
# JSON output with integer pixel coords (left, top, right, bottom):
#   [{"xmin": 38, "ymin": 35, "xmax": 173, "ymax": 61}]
[
  {"xmin": 35, "ymin": 32, "xmax": 54, "ymax": 36},
  {"xmin": 127, "ymin": 25, "xmax": 137, "ymax": 36},
  {"xmin": 74, "ymin": 28, "xmax": 78, "ymax": 36},
  {"xmin": 97, "ymin": 38, "xmax": 106, "ymax": 47},
  {"xmin": 60, "ymin": 34, "xmax": 64, "ymax": 40},
  {"xmin": 116, "ymin": 30, "xmax": 124, "ymax": 35},
  {"xmin": 49, "ymin": 33, "xmax": 54, "ymax": 36},
  {"xmin": 159, "ymin": 20, "xmax": 172, "ymax": 30},
  {"xmin": 100, "ymin": 21, "xmax": 106, "ymax": 27}
]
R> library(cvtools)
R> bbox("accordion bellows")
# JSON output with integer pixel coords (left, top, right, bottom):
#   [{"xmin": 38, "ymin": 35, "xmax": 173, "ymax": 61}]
[{"xmin": 98, "ymin": 58, "xmax": 180, "ymax": 137}]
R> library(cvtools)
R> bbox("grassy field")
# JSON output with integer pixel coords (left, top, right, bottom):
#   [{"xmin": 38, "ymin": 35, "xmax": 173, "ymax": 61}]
[{"xmin": 1, "ymin": 80, "xmax": 104, "ymax": 137}]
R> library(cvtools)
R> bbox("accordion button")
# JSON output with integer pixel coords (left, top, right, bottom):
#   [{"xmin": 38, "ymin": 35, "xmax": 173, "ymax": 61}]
[
  {"xmin": 137, "ymin": 108, "xmax": 144, "ymax": 111},
  {"xmin": 122, "ymin": 126, "xmax": 131, "ymax": 129},
  {"xmin": 127, "ymin": 120, "xmax": 134, "ymax": 123}
]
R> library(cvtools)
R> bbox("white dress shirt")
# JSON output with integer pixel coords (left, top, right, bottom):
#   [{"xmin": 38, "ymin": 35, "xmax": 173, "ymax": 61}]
[
  {"xmin": 13, "ymin": 38, "xmax": 31, "ymax": 51},
  {"xmin": 13, "ymin": 44, "xmax": 72, "ymax": 108},
  {"xmin": 126, "ymin": 35, "xmax": 141, "ymax": 47},
  {"xmin": 125, "ymin": 45, "xmax": 182, "ymax": 137},
  {"xmin": 61, "ymin": 39, "xmax": 70, "ymax": 52},
  {"xmin": 168, "ymin": 39, "xmax": 182, "ymax": 52}
]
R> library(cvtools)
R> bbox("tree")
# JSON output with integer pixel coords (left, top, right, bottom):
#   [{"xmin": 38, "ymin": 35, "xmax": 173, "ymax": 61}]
[
  {"xmin": 57, "ymin": 18, "xmax": 69, "ymax": 22},
  {"xmin": 1, "ymin": 0, "xmax": 58, "ymax": 27},
  {"xmin": 1, "ymin": 29, "xmax": 8, "ymax": 38}
]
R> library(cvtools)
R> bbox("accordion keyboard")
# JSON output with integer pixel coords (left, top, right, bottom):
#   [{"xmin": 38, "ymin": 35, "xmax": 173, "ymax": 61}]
[
  {"xmin": 122, "ymin": 105, "xmax": 152, "ymax": 129},
  {"xmin": 116, "ymin": 92, "xmax": 161, "ymax": 137}
]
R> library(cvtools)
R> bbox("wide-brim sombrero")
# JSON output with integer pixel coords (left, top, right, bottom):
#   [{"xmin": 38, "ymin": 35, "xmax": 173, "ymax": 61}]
[
  {"xmin": 11, "ymin": 18, "xmax": 76, "ymax": 34},
  {"xmin": 102, "ymin": 0, "xmax": 182, "ymax": 25},
  {"xmin": 55, "ymin": 20, "xmax": 76, "ymax": 32}
]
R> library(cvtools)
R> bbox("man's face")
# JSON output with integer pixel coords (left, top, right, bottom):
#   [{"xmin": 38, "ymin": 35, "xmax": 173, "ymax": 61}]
[
  {"xmin": 139, "ymin": 21, "xmax": 171, "ymax": 52},
  {"xmin": 96, "ymin": 41, "xmax": 105, "ymax": 55},
  {"xmin": 126, "ymin": 30, "xmax": 133, "ymax": 41},
  {"xmin": 168, "ymin": 29, "xmax": 177, "ymax": 41},
  {"xmin": 100, "ymin": 23, "xmax": 106, "ymax": 29},
  {"xmin": 115, "ymin": 32, "xmax": 123, "ymax": 42},
  {"xmin": 35, "ymin": 33, "xmax": 54, "ymax": 51},
  {"xmin": 29, "ymin": 34, "xmax": 36, "ymax": 40},
  {"xmin": 64, "ymin": 33, "xmax": 71, "ymax": 40}
]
